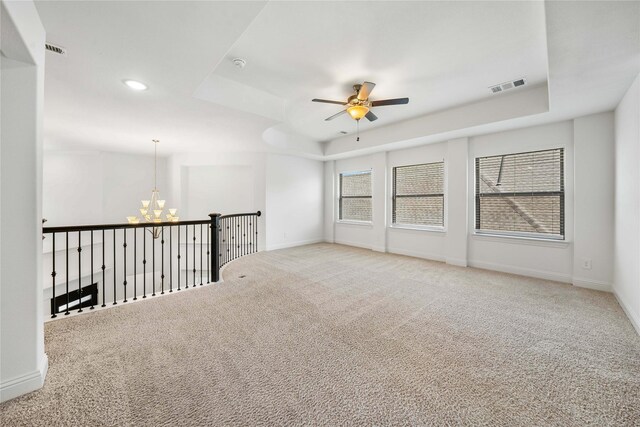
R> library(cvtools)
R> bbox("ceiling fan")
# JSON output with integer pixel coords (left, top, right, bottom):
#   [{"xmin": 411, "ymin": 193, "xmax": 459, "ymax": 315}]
[{"xmin": 312, "ymin": 81, "xmax": 409, "ymax": 122}]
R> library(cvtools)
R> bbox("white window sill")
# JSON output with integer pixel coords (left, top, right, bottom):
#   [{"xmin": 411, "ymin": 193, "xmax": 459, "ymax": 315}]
[
  {"xmin": 389, "ymin": 224, "xmax": 446, "ymax": 234},
  {"xmin": 472, "ymin": 232, "xmax": 570, "ymax": 248},
  {"xmin": 336, "ymin": 220, "xmax": 373, "ymax": 227}
]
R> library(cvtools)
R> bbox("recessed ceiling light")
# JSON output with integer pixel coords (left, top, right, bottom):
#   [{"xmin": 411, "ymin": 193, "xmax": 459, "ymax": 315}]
[{"xmin": 123, "ymin": 80, "xmax": 148, "ymax": 91}]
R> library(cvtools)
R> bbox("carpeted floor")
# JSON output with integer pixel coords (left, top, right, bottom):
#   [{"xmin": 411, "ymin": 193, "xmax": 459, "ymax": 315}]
[{"xmin": 2, "ymin": 243, "xmax": 639, "ymax": 426}]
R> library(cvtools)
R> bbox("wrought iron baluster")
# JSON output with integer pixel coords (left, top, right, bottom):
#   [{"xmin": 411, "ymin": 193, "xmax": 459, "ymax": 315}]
[
  {"xmin": 133, "ymin": 228, "xmax": 137, "ymax": 300},
  {"xmin": 143, "ymin": 227, "xmax": 147, "ymax": 298},
  {"xmin": 200, "ymin": 224, "xmax": 203, "ymax": 286},
  {"xmin": 231, "ymin": 217, "xmax": 235, "ymax": 261},
  {"xmin": 169, "ymin": 225, "xmax": 173, "ymax": 292},
  {"xmin": 113, "ymin": 229, "xmax": 117, "ymax": 305},
  {"xmin": 206, "ymin": 223, "xmax": 210, "ymax": 284},
  {"xmin": 193, "ymin": 224, "xmax": 196, "ymax": 287},
  {"xmin": 249, "ymin": 216, "xmax": 254, "ymax": 254},
  {"xmin": 101, "ymin": 230, "xmax": 106, "ymax": 307},
  {"xmin": 177, "ymin": 225, "xmax": 181, "ymax": 291},
  {"xmin": 161, "ymin": 226, "xmax": 165, "ymax": 295},
  {"xmin": 77, "ymin": 231, "xmax": 83, "ymax": 313},
  {"xmin": 255, "ymin": 213, "xmax": 258, "ymax": 253},
  {"xmin": 152, "ymin": 227, "xmax": 156, "ymax": 297},
  {"xmin": 51, "ymin": 233, "xmax": 57, "ymax": 318},
  {"xmin": 123, "ymin": 229, "xmax": 127, "ymax": 303},
  {"xmin": 185, "ymin": 225, "xmax": 189, "ymax": 288},
  {"xmin": 90, "ymin": 230, "xmax": 94, "ymax": 310},
  {"xmin": 227, "ymin": 218, "xmax": 230, "ymax": 265},
  {"xmin": 65, "ymin": 232, "xmax": 69, "ymax": 315}
]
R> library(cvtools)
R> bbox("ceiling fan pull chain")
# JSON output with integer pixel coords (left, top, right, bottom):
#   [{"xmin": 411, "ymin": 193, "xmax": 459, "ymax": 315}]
[{"xmin": 356, "ymin": 120, "xmax": 360, "ymax": 142}]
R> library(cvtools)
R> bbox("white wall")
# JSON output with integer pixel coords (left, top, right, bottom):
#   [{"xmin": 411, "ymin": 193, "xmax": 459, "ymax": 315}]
[
  {"xmin": 326, "ymin": 116, "xmax": 616, "ymax": 289},
  {"xmin": 265, "ymin": 154, "xmax": 324, "ymax": 250},
  {"xmin": 185, "ymin": 165, "xmax": 254, "ymax": 219},
  {"xmin": 387, "ymin": 142, "xmax": 448, "ymax": 260},
  {"xmin": 323, "ymin": 161, "xmax": 335, "ymax": 243},
  {"xmin": 332, "ymin": 154, "xmax": 376, "ymax": 249},
  {"xmin": 43, "ymin": 151, "xmax": 168, "ymax": 225},
  {"xmin": 614, "ymin": 74, "xmax": 640, "ymax": 333},
  {"xmin": 0, "ymin": 0, "xmax": 47, "ymax": 402},
  {"xmin": 467, "ymin": 121, "xmax": 575, "ymax": 283},
  {"xmin": 573, "ymin": 113, "xmax": 615, "ymax": 290},
  {"xmin": 167, "ymin": 151, "xmax": 267, "ymax": 250}
]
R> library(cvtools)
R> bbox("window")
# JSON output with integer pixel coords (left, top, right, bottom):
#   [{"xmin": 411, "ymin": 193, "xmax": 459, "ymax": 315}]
[
  {"xmin": 475, "ymin": 148, "xmax": 564, "ymax": 239},
  {"xmin": 339, "ymin": 170, "xmax": 372, "ymax": 222},
  {"xmin": 392, "ymin": 162, "xmax": 444, "ymax": 227}
]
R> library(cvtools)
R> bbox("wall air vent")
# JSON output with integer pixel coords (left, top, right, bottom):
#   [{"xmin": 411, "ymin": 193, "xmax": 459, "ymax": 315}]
[
  {"xmin": 45, "ymin": 43, "xmax": 67, "ymax": 56},
  {"xmin": 489, "ymin": 77, "xmax": 526, "ymax": 94}
]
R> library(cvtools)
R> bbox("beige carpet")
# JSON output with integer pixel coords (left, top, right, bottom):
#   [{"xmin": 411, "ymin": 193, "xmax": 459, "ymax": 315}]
[{"xmin": 2, "ymin": 243, "xmax": 639, "ymax": 426}]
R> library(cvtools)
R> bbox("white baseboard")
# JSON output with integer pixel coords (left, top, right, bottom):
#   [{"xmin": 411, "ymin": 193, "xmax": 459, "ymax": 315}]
[
  {"xmin": 266, "ymin": 238, "xmax": 324, "ymax": 251},
  {"xmin": 613, "ymin": 289, "xmax": 640, "ymax": 336},
  {"xmin": 371, "ymin": 245, "xmax": 386, "ymax": 253},
  {"xmin": 572, "ymin": 277, "xmax": 612, "ymax": 292},
  {"xmin": 334, "ymin": 239, "xmax": 372, "ymax": 250},
  {"xmin": 386, "ymin": 247, "xmax": 446, "ymax": 263},
  {"xmin": 468, "ymin": 260, "xmax": 572, "ymax": 283},
  {"xmin": 446, "ymin": 257, "xmax": 468, "ymax": 267},
  {"xmin": 1, "ymin": 354, "xmax": 48, "ymax": 403}
]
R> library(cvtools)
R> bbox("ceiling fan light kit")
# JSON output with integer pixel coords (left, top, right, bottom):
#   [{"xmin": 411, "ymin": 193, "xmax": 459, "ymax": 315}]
[
  {"xmin": 312, "ymin": 81, "xmax": 409, "ymax": 141},
  {"xmin": 347, "ymin": 105, "xmax": 369, "ymax": 120}
]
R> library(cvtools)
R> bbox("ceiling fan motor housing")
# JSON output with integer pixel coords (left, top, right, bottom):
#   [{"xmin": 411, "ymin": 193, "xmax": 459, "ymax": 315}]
[{"xmin": 347, "ymin": 94, "xmax": 369, "ymax": 106}]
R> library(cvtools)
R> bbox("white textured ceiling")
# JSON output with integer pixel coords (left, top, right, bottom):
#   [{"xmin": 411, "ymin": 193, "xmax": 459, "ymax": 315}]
[{"xmin": 35, "ymin": 1, "xmax": 639, "ymax": 158}]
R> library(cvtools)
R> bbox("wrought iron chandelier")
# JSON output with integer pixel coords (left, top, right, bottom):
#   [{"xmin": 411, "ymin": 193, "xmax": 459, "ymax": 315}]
[{"xmin": 127, "ymin": 139, "xmax": 178, "ymax": 236}]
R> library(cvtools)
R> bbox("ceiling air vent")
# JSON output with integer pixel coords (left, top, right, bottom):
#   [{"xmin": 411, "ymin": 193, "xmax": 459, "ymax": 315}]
[
  {"xmin": 339, "ymin": 131, "xmax": 348, "ymax": 135},
  {"xmin": 45, "ymin": 43, "xmax": 67, "ymax": 56},
  {"xmin": 489, "ymin": 77, "xmax": 526, "ymax": 94}
]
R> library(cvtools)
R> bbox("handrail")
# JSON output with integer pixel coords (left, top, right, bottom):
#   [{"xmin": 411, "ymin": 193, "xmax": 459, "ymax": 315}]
[
  {"xmin": 43, "ymin": 211, "xmax": 262, "ymax": 233},
  {"xmin": 219, "ymin": 211, "xmax": 262, "ymax": 220},
  {"xmin": 43, "ymin": 219, "xmax": 210, "ymax": 234}
]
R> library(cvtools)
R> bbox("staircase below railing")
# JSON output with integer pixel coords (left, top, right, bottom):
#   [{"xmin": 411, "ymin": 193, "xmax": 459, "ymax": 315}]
[{"xmin": 42, "ymin": 211, "xmax": 261, "ymax": 319}]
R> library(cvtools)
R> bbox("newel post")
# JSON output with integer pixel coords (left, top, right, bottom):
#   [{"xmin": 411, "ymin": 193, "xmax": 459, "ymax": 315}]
[{"xmin": 209, "ymin": 213, "xmax": 221, "ymax": 282}]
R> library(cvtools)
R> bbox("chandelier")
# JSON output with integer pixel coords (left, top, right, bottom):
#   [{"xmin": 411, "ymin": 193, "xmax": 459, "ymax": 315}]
[{"xmin": 127, "ymin": 139, "xmax": 178, "ymax": 237}]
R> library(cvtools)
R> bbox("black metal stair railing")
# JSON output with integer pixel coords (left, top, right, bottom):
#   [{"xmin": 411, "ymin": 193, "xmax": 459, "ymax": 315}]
[{"xmin": 42, "ymin": 211, "xmax": 261, "ymax": 319}]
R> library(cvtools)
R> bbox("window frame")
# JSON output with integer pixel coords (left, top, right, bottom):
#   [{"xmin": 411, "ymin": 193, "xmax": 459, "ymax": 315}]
[
  {"xmin": 473, "ymin": 147, "xmax": 565, "ymax": 241},
  {"xmin": 337, "ymin": 169, "xmax": 373, "ymax": 224},
  {"xmin": 391, "ymin": 161, "xmax": 446, "ymax": 231}
]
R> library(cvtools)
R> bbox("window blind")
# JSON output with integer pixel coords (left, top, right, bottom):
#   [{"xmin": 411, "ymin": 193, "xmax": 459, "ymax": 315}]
[
  {"xmin": 339, "ymin": 170, "xmax": 372, "ymax": 222},
  {"xmin": 475, "ymin": 148, "xmax": 564, "ymax": 238},
  {"xmin": 392, "ymin": 162, "xmax": 444, "ymax": 227}
]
